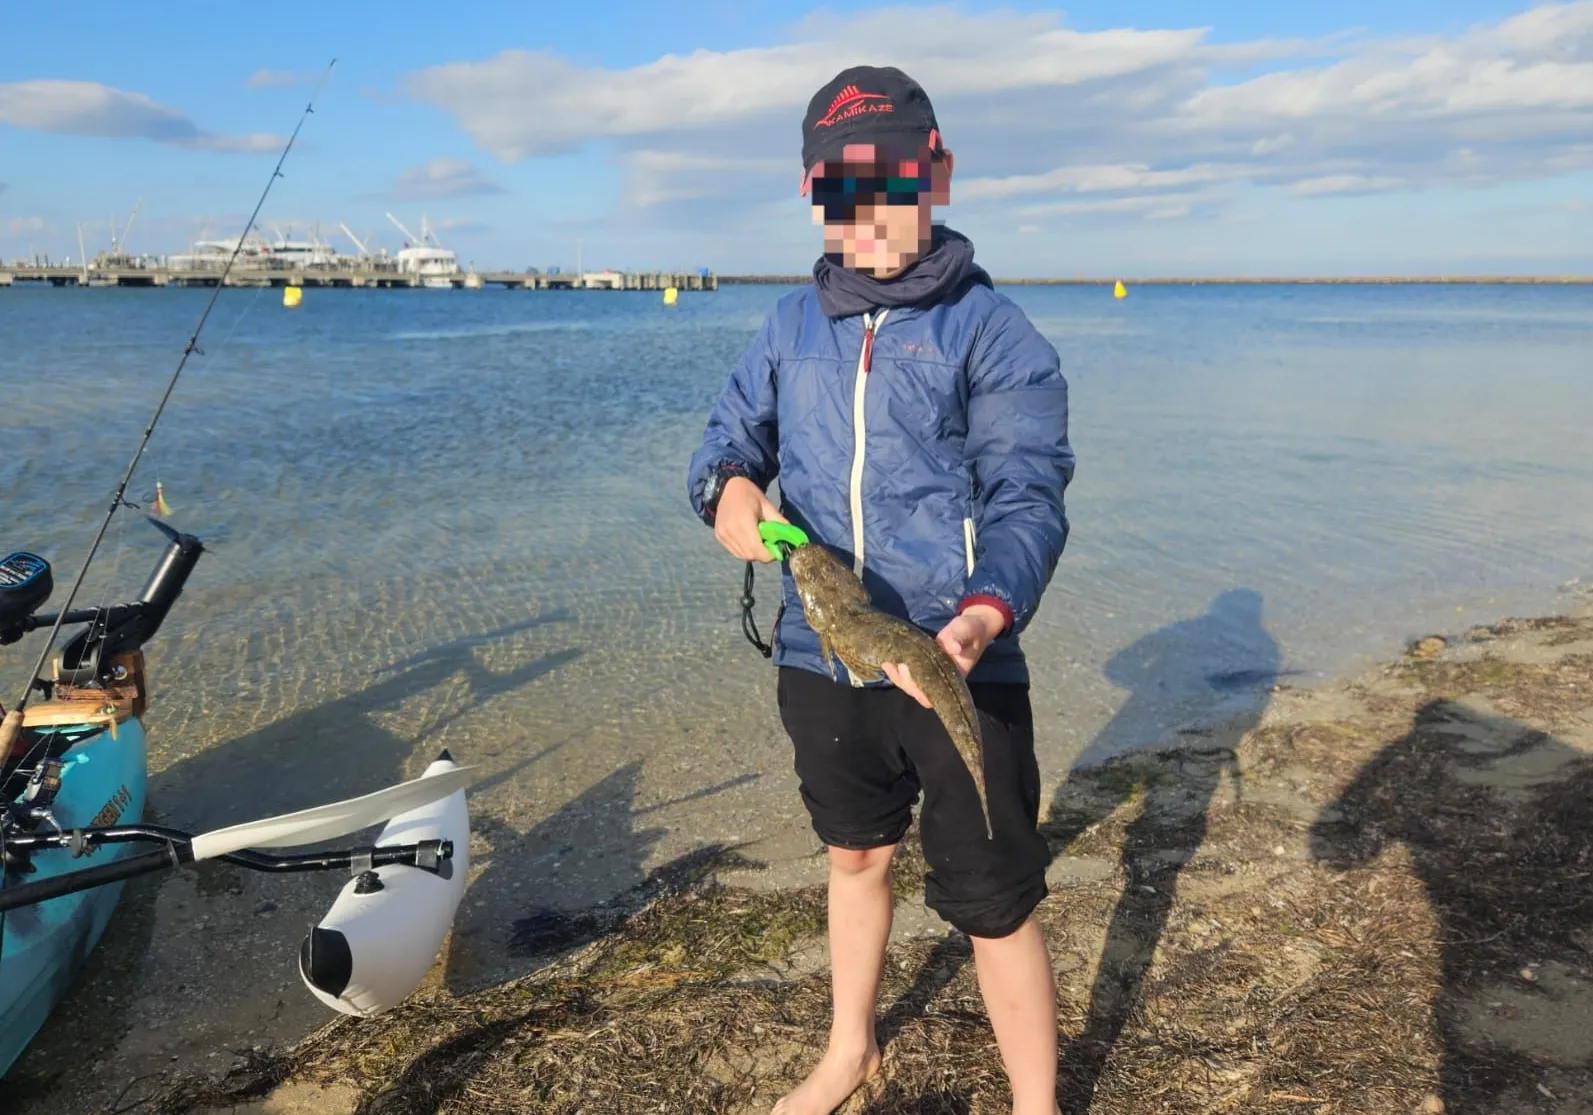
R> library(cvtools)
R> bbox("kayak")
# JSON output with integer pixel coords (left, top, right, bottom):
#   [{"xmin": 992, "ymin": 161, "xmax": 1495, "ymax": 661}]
[
  {"xmin": 1, "ymin": 527, "xmax": 474, "ymax": 1081},
  {"xmin": 0, "ymin": 717, "xmax": 148, "ymax": 1078}
]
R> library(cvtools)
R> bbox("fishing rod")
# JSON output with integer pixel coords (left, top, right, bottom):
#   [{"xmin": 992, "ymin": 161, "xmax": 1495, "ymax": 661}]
[{"xmin": 0, "ymin": 59, "xmax": 338, "ymax": 755}]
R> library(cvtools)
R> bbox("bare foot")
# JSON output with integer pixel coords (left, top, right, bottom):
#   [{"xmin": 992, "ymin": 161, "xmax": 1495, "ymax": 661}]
[{"xmin": 771, "ymin": 1042, "xmax": 882, "ymax": 1115}]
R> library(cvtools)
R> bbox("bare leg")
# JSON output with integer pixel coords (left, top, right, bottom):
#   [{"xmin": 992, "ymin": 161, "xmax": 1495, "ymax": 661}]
[
  {"xmin": 971, "ymin": 915, "xmax": 1061, "ymax": 1115},
  {"xmin": 771, "ymin": 844, "xmax": 894, "ymax": 1115}
]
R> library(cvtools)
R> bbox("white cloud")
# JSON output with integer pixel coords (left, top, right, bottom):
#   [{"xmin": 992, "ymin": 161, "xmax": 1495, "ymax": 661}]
[
  {"xmin": 959, "ymin": 162, "xmax": 1244, "ymax": 202},
  {"xmin": 623, "ymin": 149, "xmax": 789, "ymax": 206},
  {"xmin": 393, "ymin": 158, "xmax": 506, "ymax": 200},
  {"xmin": 4, "ymin": 215, "xmax": 48, "ymax": 237},
  {"xmin": 187, "ymin": 132, "xmax": 289, "ymax": 153},
  {"xmin": 394, "ymin": 1, "xmax": 1593, "ymax": 243},
  {"xmin": 1016, "ymin": 191, "xmax": 1215, "ymax": 218},
  {"xmin": 0, "ymin": 79, "xmax": 286, "ymax": 151},
  {"xmin": 400, "ymin": 9, "xmax": 1211, "ymax": 162},
  {"xmin": 247, "ymin": 68, "xmax": 316, "ymax": 90},
  {"xmin": 1289, "ymin": 174, "xmax": 1403, "ymax": 196}
]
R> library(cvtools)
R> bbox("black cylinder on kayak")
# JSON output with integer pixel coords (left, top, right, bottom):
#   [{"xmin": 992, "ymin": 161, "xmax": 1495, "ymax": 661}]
[
  {"xmin": 131, "ymin": 523, "xmax": 205, "ymax": 645},
  {"xmin": 55, "ymin": 520, "xmax": 204, "ymax": 682}
]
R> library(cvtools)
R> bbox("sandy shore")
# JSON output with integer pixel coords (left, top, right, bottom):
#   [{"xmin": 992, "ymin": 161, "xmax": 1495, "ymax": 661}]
[{"xmin": 9, "ymin": 588, "xmax": 1593, "ymax": 1115}]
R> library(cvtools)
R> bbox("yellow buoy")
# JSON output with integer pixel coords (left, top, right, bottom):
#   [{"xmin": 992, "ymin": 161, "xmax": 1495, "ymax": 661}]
[
  {"xmin": 663, "ymin": 286, "xmax": 679, "ymax": 305},
  {"xmin": 283, "ymin": 285, "xmax": 303, "ymax": 308},
  {"xmin": 1113, "ymin": 280, "xmax": 1127, "ymax": 299}
]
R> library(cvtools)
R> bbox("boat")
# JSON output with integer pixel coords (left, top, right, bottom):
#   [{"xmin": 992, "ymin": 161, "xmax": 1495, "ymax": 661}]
[
  {"xmin": 262, "ymin": 225, "xmax": 343, "ymax": 270},
  {"xmin": 166, "ymin": 233, "xmax": 273, "ymax": 272},
  {"xmin": 0, "ymin": 61, "xmax": 476, "ymax": 1081},
  {"xmin": 386, "ymin": 213, "xmax": 459, "ymax": 288}
]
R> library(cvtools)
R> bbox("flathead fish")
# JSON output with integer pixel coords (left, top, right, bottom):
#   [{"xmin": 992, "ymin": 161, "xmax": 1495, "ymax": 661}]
[{"xmin": 787, "ymin": 542, "xmax": 991, "ymax": 838}]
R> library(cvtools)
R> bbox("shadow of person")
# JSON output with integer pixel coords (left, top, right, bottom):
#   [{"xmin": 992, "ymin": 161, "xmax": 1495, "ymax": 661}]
[
  {"xmin": 445, "ymin": 760, "xmax": 662, "ymax": 991},
  {"xmin": 1044, "ymin": 588, "xmax": 1281, "ymax": 1113},
  {"xmin": 877, "ymin": 934, "xmax": 974, "ymax": 1052},
  {"xmin": 1309, "ymin": 699, "xmax": 1593, "ymax": 1114},
  {"xmin": 151, "ymin": 613, "xmax": 579, "ymax": 831},
  {"xmin": 446, "ymin": 762, "xmax": 765, "ymax": 994},
  {"xmin": 1066, "ymin": 587, "xmax": 1288, "ymax": 780}
]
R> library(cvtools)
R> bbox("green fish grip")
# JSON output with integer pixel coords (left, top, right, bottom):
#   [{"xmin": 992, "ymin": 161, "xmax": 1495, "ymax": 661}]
[
  {"xmin": 741, "ymin": 521, "xmax": 809, "ymax": 658},
  {"xmin": 758, "ymin": 521, "xmax": 810, "ymax": 561}
]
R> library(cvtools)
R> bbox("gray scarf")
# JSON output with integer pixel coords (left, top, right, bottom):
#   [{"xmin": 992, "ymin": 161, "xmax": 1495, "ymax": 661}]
[{"xmin": 812, "ymin": 224, "xmax": 992, "ymax": 318}]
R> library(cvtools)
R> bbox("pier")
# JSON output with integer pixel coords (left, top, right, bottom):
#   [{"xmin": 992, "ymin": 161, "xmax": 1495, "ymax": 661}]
[{"xmin": 0, "ymin": 264, "xmax": 718, "ymax": 292}]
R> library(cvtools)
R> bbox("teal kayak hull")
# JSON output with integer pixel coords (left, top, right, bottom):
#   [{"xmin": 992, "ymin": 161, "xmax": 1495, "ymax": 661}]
[{"xmin": 0, "ymin": 719, "xmax": 148, "ymax": 1080}]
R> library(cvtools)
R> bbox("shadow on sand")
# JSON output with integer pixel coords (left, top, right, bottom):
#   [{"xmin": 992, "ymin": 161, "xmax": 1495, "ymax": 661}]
[
  {"xmin": 1048, "ymin": 588, "xmax": 1283, "ymax": 1112},
  {"xmin": 152, "ymin": 613, "xmax": 582, "ymax": 831},
  {"xmin": 444, "ymin": 761, "xmax": 761, "ymax": 994},
  {"xmin": 878, "ymin": 589, "xmax": 1288, "ymax": 1112},
  {"xmin": 1310, "ymin": 698, "xmax": 1593, "ymax": 1114}
]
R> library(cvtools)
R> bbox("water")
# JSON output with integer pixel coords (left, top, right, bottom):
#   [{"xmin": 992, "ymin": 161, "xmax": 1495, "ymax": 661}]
[{"xmin": 2, "ymin": 281, "xmax": 1591, "ymax": 918}]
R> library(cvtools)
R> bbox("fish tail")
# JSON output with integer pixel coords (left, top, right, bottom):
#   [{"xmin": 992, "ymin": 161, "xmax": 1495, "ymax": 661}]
[{"xmin": 925, "ymin": 649, "xmax": 992, "ymax": 839}]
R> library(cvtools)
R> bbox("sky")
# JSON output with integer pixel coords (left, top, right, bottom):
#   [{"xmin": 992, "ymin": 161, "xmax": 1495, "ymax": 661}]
[{"xmin": 1, "ymin": 0, "xmax": 1590, "ymax": 277}]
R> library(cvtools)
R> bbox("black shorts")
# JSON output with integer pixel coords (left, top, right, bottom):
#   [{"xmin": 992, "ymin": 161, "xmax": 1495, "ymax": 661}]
[{"xmin": 776, "ymin": 665, "xmax": 1051, "ymax": 939}]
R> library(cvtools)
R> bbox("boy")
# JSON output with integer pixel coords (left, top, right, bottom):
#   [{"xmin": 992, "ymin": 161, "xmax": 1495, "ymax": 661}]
[{"xmin": 686, "ymin": 65, "xmax": 1074, "ymax": 1115}]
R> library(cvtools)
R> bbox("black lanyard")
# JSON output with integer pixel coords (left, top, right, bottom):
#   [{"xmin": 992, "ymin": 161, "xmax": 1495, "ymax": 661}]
[{"xmin": 740, "ymin": 562, "xmax": 774, "ymax": 657}]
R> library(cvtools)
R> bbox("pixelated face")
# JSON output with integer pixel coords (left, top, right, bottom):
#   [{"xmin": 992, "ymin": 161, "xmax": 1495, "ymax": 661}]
[{"xmin": 805, "ymin": 141, "xmax": 953, "ymax": 277}]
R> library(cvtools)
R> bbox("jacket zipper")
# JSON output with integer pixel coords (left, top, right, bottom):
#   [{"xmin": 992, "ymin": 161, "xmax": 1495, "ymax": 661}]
[{"xmin": 849, "ymin": 309, "xmax": 887, "ymax": 580}]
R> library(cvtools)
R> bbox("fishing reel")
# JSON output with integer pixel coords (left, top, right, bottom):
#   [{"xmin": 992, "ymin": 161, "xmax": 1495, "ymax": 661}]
[{"xmin": 0, "ymin": 758, "xmax": 70, "ymax": 881}]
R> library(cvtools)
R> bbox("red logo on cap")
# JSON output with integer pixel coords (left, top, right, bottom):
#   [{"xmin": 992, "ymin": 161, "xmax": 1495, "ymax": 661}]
[{"xmin": 816, "ymin": 84, "xmax": 893, "ymax": 127}]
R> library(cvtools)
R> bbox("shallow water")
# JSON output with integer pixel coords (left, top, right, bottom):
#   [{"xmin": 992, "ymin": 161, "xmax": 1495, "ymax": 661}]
[{"xmin": 2, "ymin": 280, "xmax": 1591, "ymax": 895}]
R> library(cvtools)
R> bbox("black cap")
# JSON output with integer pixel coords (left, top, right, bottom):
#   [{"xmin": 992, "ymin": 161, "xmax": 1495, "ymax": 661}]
[{"xmin": 801, "ymin": 65, "xmax": 942, "ymax": 172}]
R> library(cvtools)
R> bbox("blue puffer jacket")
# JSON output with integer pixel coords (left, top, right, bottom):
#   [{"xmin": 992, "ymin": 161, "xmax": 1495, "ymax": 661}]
[{"xmin": 686, "ymin": 239, "xmax": 1074, "ymax": 687}]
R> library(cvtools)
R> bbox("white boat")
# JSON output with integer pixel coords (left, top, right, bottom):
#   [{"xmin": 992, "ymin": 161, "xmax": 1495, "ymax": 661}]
[
  {"xmin": 263, "ymin": 225, "xmax": 343, "ymax": 269},
  {"xmin": 167, "ymin": 234, "xmax": 272, "ymax": 271},
  {"xmin": 386, "ymin": 213, "xmax": 459, "ymax": 288}
]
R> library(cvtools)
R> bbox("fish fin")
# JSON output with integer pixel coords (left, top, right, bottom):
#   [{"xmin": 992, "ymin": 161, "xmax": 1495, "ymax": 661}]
[
  {"xmin": 820, "ymin": 635, "xmax": 838, "ymax": 682},
  {"xmin": 834, "ymin": 644, "xmax": 885, "ymax": 685}
]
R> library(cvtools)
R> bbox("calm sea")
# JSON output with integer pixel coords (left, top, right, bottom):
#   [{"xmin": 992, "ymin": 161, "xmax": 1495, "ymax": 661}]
[{"xmin": 2, "ymin": 281, "xmax": 1590, "ymax": 908}]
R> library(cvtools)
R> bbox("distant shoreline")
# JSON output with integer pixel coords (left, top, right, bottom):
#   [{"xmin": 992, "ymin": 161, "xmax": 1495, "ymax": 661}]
[{"xmin": 719, "ymin": 274, "xmax": 1593, "ymax": 286}]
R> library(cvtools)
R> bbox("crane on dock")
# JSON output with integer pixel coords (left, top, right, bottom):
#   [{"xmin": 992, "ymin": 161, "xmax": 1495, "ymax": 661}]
[{"xmin": 340, "ymin": 223, "xmax": 371, "ymax": 258}]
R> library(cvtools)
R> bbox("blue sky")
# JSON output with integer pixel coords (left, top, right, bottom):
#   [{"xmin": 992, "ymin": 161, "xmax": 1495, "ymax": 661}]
[{"xmin": 2, "ymin": 0, "xmax": 1589, "ymax": 276}]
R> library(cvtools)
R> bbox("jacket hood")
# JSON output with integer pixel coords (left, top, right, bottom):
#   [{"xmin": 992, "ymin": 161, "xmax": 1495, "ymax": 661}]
[{"xmin": 812, "ymin": 224, "xmax": 992, "ymax": 318}]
